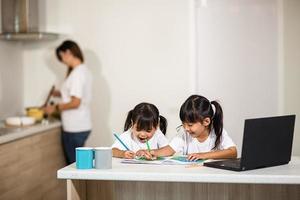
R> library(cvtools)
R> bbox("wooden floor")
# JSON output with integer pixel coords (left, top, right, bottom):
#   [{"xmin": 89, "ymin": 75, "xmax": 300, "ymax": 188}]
[
  {"xmin": 68, "ymin": 179, "xmax": 300, "ymax": 200},
  {"xmin": 0, "ymin": 127, "xmax": 67, "ymax": 200}
]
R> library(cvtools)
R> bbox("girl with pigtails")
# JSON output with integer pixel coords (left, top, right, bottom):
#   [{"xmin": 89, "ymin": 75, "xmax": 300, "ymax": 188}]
[
  {"xmin": 112, "ymin": 102, "xmax": 169, "ymax": 159},
  {"xmin": 144, "ymin": 95, "xmax": 237, "ymax": 161}
]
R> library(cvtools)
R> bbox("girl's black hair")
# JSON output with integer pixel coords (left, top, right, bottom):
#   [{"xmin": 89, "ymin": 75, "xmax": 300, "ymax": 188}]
[
  {"xmin": 124, "ymin": 103, "xmax": 167, "ymax": 135},
  {"xmin": 56, "ymin": 40, "xmax": 84, "ymax": 76},
  {"xmin": 179, "ymin": 95, "xmax": 223, "ymax": 150}
]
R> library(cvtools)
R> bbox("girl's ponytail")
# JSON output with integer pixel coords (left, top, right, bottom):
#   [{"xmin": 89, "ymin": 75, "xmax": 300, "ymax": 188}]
[
  {"xmin": 211, "ymin": 101, "xmax": 223, "ymax": 150},
  {"xmin": 159, "ymin": 115, "xmax": 168, "ymax": 135},
  {"xmin": 124, "ymin": 110, "xmax": 133, "ymax": 131}
]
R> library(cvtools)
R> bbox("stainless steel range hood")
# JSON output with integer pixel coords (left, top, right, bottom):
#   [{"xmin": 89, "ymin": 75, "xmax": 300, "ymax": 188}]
[{"xmin": 0, "ymin": 0, "xmax": 59, "ymax": 41}]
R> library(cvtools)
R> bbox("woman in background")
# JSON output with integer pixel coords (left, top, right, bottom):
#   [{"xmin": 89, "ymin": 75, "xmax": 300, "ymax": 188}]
[{"xmin": 44, "ymin": 40, "xmax": 92, "ymax": 165}]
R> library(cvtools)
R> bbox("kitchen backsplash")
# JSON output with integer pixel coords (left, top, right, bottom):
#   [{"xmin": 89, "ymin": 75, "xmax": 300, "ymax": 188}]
[{"xmin": 0, "ymin": 42, "xmax": 24, "ymax": 119}]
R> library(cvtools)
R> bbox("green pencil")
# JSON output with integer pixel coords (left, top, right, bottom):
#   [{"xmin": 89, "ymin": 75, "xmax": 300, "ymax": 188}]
[
  {"xmin": 146, "ymin": 140, "xmax": 151, "ymax": 152},
  {"xmin": 145, "ymin": 140, "xmax": 154, "ymax": 160}
]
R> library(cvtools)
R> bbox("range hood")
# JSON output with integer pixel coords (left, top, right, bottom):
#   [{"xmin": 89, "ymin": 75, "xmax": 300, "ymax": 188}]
[{"xmin": 0, "ymin": 0, "xmax": 59, "ymax": 41}]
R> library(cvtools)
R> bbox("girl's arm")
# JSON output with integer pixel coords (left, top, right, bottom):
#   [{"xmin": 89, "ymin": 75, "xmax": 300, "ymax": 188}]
[
  {"xmin": 112, "ymin": 148, "xmax": 135, "ymax": 159},
  {"xmin": 188, "ymin": 146, "xmax": 237, "ymax": 161},
  {"xmin": 140, "ymin": 145, "xmax": 175, "ymax": 160},
  {"xmin": 150, "ymin": 145, "xmax": 176, "ymax": 157}
]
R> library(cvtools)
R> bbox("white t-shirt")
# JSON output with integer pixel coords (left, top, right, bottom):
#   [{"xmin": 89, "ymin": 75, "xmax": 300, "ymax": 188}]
[
  {"xmin": 111, "ymin": 129, "xmax": 169, "ymax": 152},
  {"xmin": 60, "ymin": 64, "xmax": 92, "ymax": 132},
  {"xmin": 169, "ymin": 128, "xmax": 236, "ymax": 155}
]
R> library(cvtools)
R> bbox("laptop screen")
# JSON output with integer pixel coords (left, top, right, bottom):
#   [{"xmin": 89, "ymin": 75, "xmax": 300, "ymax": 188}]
[{"xmin": 240, "ymin": 115, "xmax": 296, "ymax": 170}]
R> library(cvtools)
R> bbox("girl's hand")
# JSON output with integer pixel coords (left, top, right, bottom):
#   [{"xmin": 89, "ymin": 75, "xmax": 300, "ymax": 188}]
[
  {"xmin": 187, "ymin": 153, "xmax": 207, "ymax": 161},
  {"xmin": 149, "ymin": 150, "xmax": 157, "ymax": 158},
  {"xmin": 136, "ymin": 149, "xmax": 148, "ymax": 157},
  {"xmin": 136, "ymin": 150, "xmax": 156, "ymax": 160},
  {"xmin": 144, "ymin": 150, "xmax": 157, "ymax": 160},
  {"xmin": 123, "ymin": 151, "xmax": 135, "ymax": 159}
]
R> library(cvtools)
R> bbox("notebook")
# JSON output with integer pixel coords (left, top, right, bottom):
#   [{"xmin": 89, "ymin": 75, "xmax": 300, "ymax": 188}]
[{"xmin": 121, "ymin": 156, "xmax": 204, "ymax": 165}]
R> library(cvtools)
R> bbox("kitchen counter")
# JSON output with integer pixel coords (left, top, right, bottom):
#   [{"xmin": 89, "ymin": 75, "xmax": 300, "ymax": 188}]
[
  {"xmin": 0, "ymin": 119, "xmax": 66, "ymax": 199},
  {"xmin": 0, "ymin": 119, "xmax": 61, "ymax": 145}
]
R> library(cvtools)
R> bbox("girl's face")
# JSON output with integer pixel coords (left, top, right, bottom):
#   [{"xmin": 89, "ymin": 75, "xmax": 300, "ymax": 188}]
[
  {"xmin": 182, "ymin": 118, "xmax": 211, "ymax": 138},
  {"xmin": 132, "ymin": 124, "xmax": 157, "ymax": 143}
]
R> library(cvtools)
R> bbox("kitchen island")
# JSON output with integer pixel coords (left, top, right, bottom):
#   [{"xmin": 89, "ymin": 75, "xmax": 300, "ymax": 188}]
[
  {"xmin": 0, "ymin": 120, "xmax": 66, "ymax": 199},
  {"xmin": 58, "ymin": 157, "xmax": 300, "ymax": 200}
]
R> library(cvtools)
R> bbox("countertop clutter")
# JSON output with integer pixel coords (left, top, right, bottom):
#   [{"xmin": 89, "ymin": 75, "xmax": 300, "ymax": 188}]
[
  {"xmin": 5, "ymin": 116, "xmax": 36, "ymax": 126},
  {"xmin": 0, "ymin": 119, "xmax": 61, "ymax": 144}
]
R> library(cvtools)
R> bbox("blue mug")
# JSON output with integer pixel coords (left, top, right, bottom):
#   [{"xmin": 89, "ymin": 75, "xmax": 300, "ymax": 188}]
[{"xmin": 76, "ymin": 147, "xmax": 94, "ymax": 169}]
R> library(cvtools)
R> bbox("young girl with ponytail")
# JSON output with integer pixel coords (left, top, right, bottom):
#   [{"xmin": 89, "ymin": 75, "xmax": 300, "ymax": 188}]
[
  {"xmin": 112, "ymin": 102, "xmax": 169, "ymax": 159},
  {"xmin": 145, "ymin": 95, "xmax": 237, "ymax": 161}
]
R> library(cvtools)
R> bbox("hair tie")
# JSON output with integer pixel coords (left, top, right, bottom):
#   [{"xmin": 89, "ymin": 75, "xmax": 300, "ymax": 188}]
[{"xmin": 211, "ymin": 103, "xmax": 216, "ymax": 117}]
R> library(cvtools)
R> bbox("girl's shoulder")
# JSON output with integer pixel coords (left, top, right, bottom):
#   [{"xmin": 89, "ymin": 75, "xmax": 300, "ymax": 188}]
[
  {"xmin": 173, "ymin": 127, "xmax": 190, "ymax": 141},
  {"xmin": 220, "ymin": 129, "xmax": 231, "ymax": 140},
  {"xmin": 153, "ymin": 129, "xmax": 167, "ymax": 139},
  {"xmin": 210, "ymin": 128, "xmax": 229, "ymax": 137},
  {"xmin": 155, "ymin": 129, "xmax": 165, "ymax": 135},
  {"xmin": 119, "ymin": 129, "xmax": 133, "ymax": 139},
  {"xmin": 210, "ymin": 128, "xmax": 235, "ymax": 146}
]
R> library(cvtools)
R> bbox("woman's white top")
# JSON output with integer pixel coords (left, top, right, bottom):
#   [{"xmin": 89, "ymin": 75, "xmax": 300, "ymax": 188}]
[
  {"xmin": 112, "ymin": 129, "xmax": 169, "ymax": 152},
  {"xmin": 60, "ymin": 64, "xmax": 92, "ymax": 132},
  {"xmin": 169, "ymin": 128, "xmax": 236, "ymax": 155}
]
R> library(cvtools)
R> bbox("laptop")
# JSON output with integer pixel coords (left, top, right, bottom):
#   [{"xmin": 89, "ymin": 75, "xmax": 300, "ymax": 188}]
[{"xmin": 204, "ymin": 115, "xmax": 296, "ymax": 171}]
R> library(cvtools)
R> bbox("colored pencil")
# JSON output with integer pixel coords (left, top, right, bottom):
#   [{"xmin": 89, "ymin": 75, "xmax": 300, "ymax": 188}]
[{"xmin": 113, "ymin": 133, "xmax": 130, "ymax": 151}]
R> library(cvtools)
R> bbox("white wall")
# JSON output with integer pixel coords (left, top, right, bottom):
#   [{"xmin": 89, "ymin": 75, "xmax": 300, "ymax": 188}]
[
  {"xmin": 283, "ymin": 0, "xmax": 300, "ymax": 156},
  {"xmin": 195, "ymin": 0, "xmax": 279, "ymax": 154},
  {"xmin": 20, "ymin": 0, "xmax": 299, "ymax": 155},
  {"xmin": 23, "ymin": 0, "xmax": 192, "ymax": 146}
]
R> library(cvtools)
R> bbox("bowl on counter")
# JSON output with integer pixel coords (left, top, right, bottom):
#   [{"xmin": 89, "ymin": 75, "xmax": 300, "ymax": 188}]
[
  {"xmin": 26, "ymin": 107, "xmax": 44, "ymax": 122},
  {"xmin": 5, "ymin": 116, "xmax": 36, "ymax": 127}
]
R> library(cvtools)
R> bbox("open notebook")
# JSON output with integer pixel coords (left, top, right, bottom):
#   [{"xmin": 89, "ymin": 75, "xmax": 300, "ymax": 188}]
[{"xmin": 121, "ymin": 156, "xmax": 205, "ymax": 165}]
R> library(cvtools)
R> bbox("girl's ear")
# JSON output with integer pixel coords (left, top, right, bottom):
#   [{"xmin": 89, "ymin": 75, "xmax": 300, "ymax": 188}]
[{"xmin": 202, "ymin": 117, "xmax": 211, "ymax": 127}]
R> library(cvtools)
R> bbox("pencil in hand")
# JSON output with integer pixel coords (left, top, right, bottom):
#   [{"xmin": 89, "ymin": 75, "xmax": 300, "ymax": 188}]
[
  {"xmin": 113, "ymin": 133, "xmax": 130, "ymax": 151},
  {"xmin": 145, "ymin": 140, "xmax": 155, "ymax": 160}
]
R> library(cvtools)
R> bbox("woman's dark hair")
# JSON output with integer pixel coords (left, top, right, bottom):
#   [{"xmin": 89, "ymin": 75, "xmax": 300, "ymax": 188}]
[
  {"xmin": 124, "ymin": 103, "xmax": 167, "ymax": 135},
  {"xmin": 179, "ymin": 95, "xmax": 223, "ymax": 150},
  {"xmin": 56, "ymin": 40, "xmax": 84, "ymax": 76}
]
